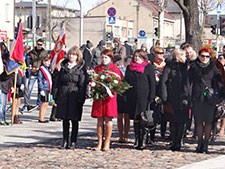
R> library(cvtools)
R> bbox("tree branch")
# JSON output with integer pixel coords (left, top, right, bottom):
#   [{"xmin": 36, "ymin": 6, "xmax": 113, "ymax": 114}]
[{"xmin": 173, "ymin": 0, "xmax": 189, "ymax": 15}]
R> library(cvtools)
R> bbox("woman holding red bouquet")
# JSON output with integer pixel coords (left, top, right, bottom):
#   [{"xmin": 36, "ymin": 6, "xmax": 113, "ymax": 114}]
[{"xmin": 91, "ymin": 49, "xmax": 123, "ymax": 151}]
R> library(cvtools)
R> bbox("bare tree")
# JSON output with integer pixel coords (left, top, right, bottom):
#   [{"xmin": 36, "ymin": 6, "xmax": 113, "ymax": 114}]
[
  {"xmin": 173, "ymin": 0, "xmax": 201, "ymax": 51},
  {"xmin": 48, "ymin": 0, "xmax": 72, "ymax": 42}
]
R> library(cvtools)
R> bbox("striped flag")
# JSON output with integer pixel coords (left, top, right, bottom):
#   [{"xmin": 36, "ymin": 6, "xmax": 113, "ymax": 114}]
[
  {"xmin": 50, "ymin": 24, "xmax": 65, "ymax": 71},
  {"xmin": 5, "ymin": 19, "xmax": 24, "ymax": 75}
]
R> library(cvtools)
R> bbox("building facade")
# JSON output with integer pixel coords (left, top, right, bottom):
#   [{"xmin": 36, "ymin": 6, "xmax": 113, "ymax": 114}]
[
  {"xmin": 87, "ymin": 0, "xmax": 175, "ymax": 47},
  {"xmin": 0, "ymin": 0, "xmax": 14, "ymax": 46}
]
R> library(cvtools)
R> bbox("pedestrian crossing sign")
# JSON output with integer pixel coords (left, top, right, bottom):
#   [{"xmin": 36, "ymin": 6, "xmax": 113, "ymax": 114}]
[{"xmin": 108, "ymin": 17, "xmax": 116, "ymax": 24}]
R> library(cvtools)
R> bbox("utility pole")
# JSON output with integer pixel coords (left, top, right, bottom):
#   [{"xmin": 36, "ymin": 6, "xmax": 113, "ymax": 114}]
[
  {"xmin": 158, "ymin": 0, "xmax": 165, "ymax": 47},
  {"xmin": 32, "ymin": 0, "xmax": 36, "ymax": 47},
  {"xmin": 48, "ymin": 0, "xmax": 52, "ymax": 49},
  {"xmin": 77, "ymin": 0, "xmax": 83, "ymax": 47},
  {"xmin": 136, "ymin": 3, "xmax": 140, "ymax": 37}
]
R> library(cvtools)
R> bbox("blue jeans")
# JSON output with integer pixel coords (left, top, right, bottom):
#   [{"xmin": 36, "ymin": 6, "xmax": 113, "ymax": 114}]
[
  {"xmin": 27, "ymin": 75, "xmax": 41, "ymax": 107},
  {"xmin": 0, "ymin": 93, "xmax": 8, "ymax": 121}
]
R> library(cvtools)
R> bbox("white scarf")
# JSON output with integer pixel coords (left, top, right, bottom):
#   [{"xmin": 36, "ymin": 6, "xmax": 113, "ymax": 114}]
[{"xmin": 68, "ymin": 62, "xmax": 77, "ymax": 69}]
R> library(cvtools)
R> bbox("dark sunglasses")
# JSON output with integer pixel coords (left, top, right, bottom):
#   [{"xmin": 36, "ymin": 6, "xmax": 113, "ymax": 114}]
[
  {"xmin": 37, "ymin": 43, "xmax": 43, "ymax": 46},
  {"xmin": 156, "ymin": 52, "xmax": 164, "ymax": 54},
  {"xmin": 218, "ymin": 57, "xmax": 224, "ymax": 60},
  {"xmin": 200, "ymin": 54, "xmax": 210, "ymax": 58}
]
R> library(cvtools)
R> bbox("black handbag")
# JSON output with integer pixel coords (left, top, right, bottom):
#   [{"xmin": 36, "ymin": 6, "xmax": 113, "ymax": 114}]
[
  {"xmin": 140, "ymin": 103, "xmax": 155, "ymax": 128},
  {"xmin": 201, "ymin": 78, "xmax": 221, "ymax": 105}
]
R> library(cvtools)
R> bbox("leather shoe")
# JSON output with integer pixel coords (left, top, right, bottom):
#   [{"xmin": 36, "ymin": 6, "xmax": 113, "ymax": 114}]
[
  {"xmin": 38, "ymin": 120, "xmax": 49, "ymax": 123},
  {"xmin": 70, "ymin": 142, "xmax": 78, "ymax": 150},
  {"xmin": 60, "ymin": 141, "xmax": 69, "ymax": 149}
]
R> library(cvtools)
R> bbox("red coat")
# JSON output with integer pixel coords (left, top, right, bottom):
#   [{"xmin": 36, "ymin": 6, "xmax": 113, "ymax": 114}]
[{"xmin": 91, "ymin": 62, "xmax": 122, "ymax": 118}]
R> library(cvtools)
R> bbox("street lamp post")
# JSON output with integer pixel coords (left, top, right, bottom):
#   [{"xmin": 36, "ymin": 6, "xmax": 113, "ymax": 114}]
[
  {"xmin": 32, "ymin": 0, "xmax": 36, "ymax": 47},
  {"xmin": 77, "ymin": 0, "xmax": 83, "ymax": 47}
]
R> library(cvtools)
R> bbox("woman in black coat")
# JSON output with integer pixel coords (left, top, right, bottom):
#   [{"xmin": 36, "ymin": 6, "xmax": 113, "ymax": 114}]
[
  {"xmin": 125, "ymin": 49, "xmax": 156, "ymax": 150},
  {"xmin": 56, "ymin": 46, "xmax": 88, "ymax": 149},
  {"xmin": 160, "ymin": 49, "xmax": 189, "ymax": 151},
  {"xmin": 189, "ymin": 47, "xmax": 225, "ymax": 153}
]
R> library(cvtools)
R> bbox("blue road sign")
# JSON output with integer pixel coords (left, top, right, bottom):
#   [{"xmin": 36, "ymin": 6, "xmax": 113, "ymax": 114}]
[
  {"xmin": 217, "ymin": 3, "xmax": 222, "ymax": 13},
  {"xmin": 139, "ymin": 30, "xmax": 146, "ymax": 37},
  {"xmin": 107, "ymin": 7, "xmax": 116, "ymax": 17},
  {"xmin": 108, "ymin": 17, "xmax": 116, "ymax": 24}
]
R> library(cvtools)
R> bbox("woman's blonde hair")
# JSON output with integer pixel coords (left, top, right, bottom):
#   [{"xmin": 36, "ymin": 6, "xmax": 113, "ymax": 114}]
[
  {"xmin": 170, "ymin": 49, "xmax": 186, "ymax": 63},
  {"xmin": 68, "ymin": 46, "xmax": 83, "ymax": 63}
]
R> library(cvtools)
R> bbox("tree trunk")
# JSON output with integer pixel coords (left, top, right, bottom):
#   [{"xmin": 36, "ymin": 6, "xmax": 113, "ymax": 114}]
[{"xmin": 174, "ymin": 0, "xmax": 202, "ymax": 51}]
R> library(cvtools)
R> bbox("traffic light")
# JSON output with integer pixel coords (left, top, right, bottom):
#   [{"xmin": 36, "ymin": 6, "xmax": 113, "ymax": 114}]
[
  {"xmin": 106, "ymin": 32, "xmax": 113, "ymax": 41},
  {"xmin": 154, "ymin": 27, "xmax": 158, "ymax": 36},
  {"xmin": 27, "ymin": 16, "xmax": 40, "ymax": 29},
  {"xmin": 220, "ymin": 17, "xmax": 225, "ymax": 35},
  {"xmin": 211, "ymin": 25, "xmax": 216, "ymax": 34}
]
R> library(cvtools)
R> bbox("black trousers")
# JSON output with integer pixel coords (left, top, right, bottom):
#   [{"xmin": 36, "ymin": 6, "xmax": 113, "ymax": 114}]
[{"xmin": 62, "ymin": 120, "xmax": 79, "ymax": 143}]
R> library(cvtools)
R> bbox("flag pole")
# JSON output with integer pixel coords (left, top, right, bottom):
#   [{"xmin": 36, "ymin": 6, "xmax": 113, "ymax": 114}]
[{"xmin": 11, "ymin": 69, "xmax": 18, "ymax": 125}]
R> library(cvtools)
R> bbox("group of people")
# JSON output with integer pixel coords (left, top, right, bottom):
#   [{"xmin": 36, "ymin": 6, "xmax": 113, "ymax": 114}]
[{"xmin": 1, "ymin": 38, "xmax": 225, "ymax": 154}]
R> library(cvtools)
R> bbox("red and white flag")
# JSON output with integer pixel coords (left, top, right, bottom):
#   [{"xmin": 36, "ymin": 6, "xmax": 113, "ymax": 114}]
[{"xmin": 50, "ymin": 24, "xmax": 65, "ymax": 71}]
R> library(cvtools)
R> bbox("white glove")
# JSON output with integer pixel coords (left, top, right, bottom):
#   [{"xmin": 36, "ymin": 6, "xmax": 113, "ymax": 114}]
[
  {"xmin": 11, "ymin": 87, "xmax": 14, "ymax": 93},
  {"xmin": 0, "ymin": 89, "xmax": 2, "ymax": 94},
  {"xmin": 40, "ymin": 91, "xmax": 45, "ymax": 96},
  {"xmin": 20, "ymin": 84, "xmax": 25, "ymax": 91}
]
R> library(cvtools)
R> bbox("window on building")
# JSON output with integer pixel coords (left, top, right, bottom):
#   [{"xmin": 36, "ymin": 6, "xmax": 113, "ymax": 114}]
[
  {"xmin": 128, "ymin": 28, "xmax": 133, "ymax": 37},
  {"xmin": 114, "ymin": 26, "xmax": 120, "ymax": 36},
  {"xmin": 122, "ymin": 27, "xmax": 127, "ymax": 37},
  {"xmin": 106, "ymin": 25, "xmax": 112, "ymax": 32}
]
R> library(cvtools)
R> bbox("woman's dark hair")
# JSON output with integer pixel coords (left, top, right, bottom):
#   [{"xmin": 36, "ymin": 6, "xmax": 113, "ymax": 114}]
[
  {"xmin": 132, "ymin": 49, "xmax": 148, "ymax": 62},
  {"xmin": 101, "ymin": 49, "xmax": 114, "ymax": 60}
]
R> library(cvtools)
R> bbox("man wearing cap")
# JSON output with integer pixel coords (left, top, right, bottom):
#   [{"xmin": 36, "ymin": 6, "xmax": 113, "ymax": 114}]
[
  {"xmin": 27, "ymin": 39, "xmax": 48, "ymax": 110},
  {"xmin": 83, "ymin": 40, "xmax": 93, "ymax": 70}
]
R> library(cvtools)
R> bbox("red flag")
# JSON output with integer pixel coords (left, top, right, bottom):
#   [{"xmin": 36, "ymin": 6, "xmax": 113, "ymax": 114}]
[
  {"xmin": 50, "ymin": 24, "xmax": 65, "ymax": 71},
  {"xmin": 5, "ymin": 19, "xmax": 24, "ymax": 75}
]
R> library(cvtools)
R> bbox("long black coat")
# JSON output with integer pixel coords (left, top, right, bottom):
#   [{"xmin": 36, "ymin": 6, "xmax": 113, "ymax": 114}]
[
  {"xmin": 160, "ymin": 60, "xmax": 189, "ymax": 123},
  {"xmin": 56, "ymin": 59, "xmax": 87, "ymax": 121},
  {"xmin": 124, "ymin": 63, "xmax": 156, "ymax": 120},
  {"xmin": 189, "ymin": 58, "xmax": 225, "ymax": 122}
]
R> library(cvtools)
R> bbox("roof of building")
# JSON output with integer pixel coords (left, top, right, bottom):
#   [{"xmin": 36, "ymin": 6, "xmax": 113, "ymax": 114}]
[
  {"xmin": 15, "ymin": 1, "xmax": 79, "ymax": 12},
  {"xmin": 87, "ymin": 0, "xmax": 174, "ymax": 20}
]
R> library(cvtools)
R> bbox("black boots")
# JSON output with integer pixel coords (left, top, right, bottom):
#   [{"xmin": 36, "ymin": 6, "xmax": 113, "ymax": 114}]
[
  {"xmin": 196, "ymin": 139, "xmax": 203, "ymax": 153},
  {"xmin": 133, "ymin": 122, "xmax": 147, "ymax": 150},
  {"xmin": 134, "ymin": 122, "xmax": 140, "ymax": 149},
  {"xmin": 202, "ymin": 140, "xmax": 209, "ymax": 154},
  {"xmin": 196, "ymin": 139, "xmax": 209, "ymax": 154}
]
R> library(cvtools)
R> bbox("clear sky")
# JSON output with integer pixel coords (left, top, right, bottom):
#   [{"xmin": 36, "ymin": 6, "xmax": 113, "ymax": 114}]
[{"xmin": 50, "ymin": 0, "xmax": 106, "ymax": 14}]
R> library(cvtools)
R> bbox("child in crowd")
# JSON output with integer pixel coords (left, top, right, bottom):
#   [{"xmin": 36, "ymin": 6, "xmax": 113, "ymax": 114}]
[{"xmin": 38, "ymin": 56, "xmax": 52, "ymax": 123}]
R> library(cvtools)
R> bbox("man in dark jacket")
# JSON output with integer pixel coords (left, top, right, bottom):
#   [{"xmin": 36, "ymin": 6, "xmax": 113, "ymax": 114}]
[
  {"xmin": 27, "ymin": 39, "xmax": 48, "ymax": 110},
  {"xmin": 123, "ymin": 41, "xmax": 133, "ymax": 67},
  {"xmin": 92, "ymin": 40, "xmax": 106, "ymax": 68},
  {"xmin": 82, "ymin": 40, "xmax": 93, "ymax": 69}
]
